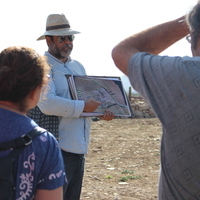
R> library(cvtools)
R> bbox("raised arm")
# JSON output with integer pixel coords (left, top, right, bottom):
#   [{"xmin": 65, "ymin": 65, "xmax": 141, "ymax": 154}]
[{"xmin": 111, "ymin": 16, "xmax": 189, "ymax": 75}]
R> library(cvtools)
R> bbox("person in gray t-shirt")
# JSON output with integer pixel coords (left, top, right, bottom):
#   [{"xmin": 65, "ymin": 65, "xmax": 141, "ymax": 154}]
[{"xmin": 112, "ymin": 1, "xmax": 200, "ymax": 200}]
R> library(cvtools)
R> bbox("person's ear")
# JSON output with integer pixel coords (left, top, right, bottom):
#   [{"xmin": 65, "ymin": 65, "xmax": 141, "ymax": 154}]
[
  {"xmin": 28, "ymin": 87, "xmax": 42, "ymax": 109},
  {"xmin": 46, "ymin": 36, "xmax": 53, "ymax": 46}
]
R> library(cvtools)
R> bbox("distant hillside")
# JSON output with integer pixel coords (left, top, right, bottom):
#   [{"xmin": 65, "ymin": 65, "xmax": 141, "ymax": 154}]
[{"xmin": 120, "ymin": 75, "xmax": 138, "ymax": 94}]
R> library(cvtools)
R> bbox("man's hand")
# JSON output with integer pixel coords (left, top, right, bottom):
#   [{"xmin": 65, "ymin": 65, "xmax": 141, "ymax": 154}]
[
  {"xmin": 100, "ymin": 110, "xmax": 114, "ymax": 121},
  {"xmin": 83, "ymin": 98, "xmax": 101, "ymax": 112}
]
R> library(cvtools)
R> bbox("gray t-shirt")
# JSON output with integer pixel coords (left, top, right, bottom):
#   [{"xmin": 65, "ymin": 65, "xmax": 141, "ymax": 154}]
[{"xmin": 128, "ymin": 52, "xmax": 200, "ymax": 199}]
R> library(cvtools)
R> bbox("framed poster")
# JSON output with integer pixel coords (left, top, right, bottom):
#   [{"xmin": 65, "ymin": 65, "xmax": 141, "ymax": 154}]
[{"xmin": 66, "ymin": 75, "xmax": 132, "ymax": 117}]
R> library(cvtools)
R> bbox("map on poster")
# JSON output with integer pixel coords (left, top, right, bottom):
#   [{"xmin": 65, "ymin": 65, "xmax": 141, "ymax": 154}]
[{"xmin": 66, "ymin": 75, "xmax": 132, "ymax": 117}]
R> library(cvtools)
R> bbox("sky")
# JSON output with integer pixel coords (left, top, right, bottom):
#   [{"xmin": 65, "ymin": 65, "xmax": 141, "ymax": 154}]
[{"xmin": 0, "ymin": 0, "xmax": 198, "ymax": 77}]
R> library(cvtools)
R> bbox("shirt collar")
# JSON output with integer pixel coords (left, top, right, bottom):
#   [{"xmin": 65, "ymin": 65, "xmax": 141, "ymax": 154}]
[{"xmin": 45, "ymin": 51, "xmax": 71, "ymax": 64}]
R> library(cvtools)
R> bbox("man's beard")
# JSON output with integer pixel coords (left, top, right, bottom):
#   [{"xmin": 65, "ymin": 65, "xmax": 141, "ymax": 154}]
[{"xmin": 52, "ymin": 44, "xmax": 72, "ymax": 59}]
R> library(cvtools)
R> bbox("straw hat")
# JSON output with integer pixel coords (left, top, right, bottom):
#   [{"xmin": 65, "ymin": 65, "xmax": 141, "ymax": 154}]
[{"xmin": 37, "ymin": 13, "xmax": 80, "ymax": 40}]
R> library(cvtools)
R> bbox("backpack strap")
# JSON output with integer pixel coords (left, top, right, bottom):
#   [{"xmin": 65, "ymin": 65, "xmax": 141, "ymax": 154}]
[
  {"xmin": 0, "ymin": 127, "xmax": 46, "ymax": 200},
  {"xmin": 0, "ymin": 127, "xmax": 46, "ymax": 151}
]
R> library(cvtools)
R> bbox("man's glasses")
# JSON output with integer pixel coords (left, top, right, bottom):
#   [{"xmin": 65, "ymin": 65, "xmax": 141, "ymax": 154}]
[
  {"xmin": 57, "ymin": 35, "xmax": 75, "ymax": 43},
  {"xmin": 186, "ymin": 34, "xmax": 191, "ymax": 43}
]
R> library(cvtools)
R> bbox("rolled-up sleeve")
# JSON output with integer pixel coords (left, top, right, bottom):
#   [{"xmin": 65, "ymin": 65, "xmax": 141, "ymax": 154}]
[{"xmin": 38, "ymin": 76, "xmax": 85, "ymax": 118}]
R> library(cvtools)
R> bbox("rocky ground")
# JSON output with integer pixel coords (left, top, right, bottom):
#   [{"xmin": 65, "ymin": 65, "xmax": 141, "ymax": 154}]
[{"xmin": 80, "ymin": 118, "xmax": 162, "ymax": 200}]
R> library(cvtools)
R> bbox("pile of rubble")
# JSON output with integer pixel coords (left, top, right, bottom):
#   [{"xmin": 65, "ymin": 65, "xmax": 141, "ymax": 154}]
[{"xmin": 129, "ymin": 95, "xmax": 156, "ymax": 118}]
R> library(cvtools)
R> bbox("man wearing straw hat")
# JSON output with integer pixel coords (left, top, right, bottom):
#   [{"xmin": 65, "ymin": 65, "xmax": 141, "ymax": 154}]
[{"xmin": 35, "ymin": 13, "xmax": 114, "ymax": 200}]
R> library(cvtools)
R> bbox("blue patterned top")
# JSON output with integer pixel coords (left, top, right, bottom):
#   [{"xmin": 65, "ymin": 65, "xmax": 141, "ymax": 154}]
[{"xmin": 0, "ymin": 108, "xmax": 66, "ymax": 199}]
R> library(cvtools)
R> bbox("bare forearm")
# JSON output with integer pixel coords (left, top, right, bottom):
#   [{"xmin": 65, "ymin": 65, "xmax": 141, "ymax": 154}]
[
  {"xmin": 129, "ymin": 16, "xmax": 189, "ymax": 54},
  {"xmin": 112, "ymin": 16, "xmax": 190, "ymax": 75}
]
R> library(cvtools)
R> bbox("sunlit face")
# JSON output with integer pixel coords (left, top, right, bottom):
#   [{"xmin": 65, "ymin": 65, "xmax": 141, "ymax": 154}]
[{"xmin": 47, "ymin": 35, "xmax": 74, "ymax": 62}]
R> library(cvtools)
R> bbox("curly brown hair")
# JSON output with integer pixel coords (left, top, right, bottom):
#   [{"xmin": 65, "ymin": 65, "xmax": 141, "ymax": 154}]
[{"xmin": 0, "ymin": 46, "xmax": 50, "ymax": 111}]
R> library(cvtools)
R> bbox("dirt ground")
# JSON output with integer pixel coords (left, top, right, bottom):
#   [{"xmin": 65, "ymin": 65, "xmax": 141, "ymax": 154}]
[{"xmin": 81, "ymin": 118, "xmax": 162, "ymax": 200}]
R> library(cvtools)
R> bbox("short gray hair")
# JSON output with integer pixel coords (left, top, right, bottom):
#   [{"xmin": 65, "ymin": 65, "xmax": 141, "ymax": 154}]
[{"xmin": 186, "ymin": 1, "xmax": 200, "ymax": 49}]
